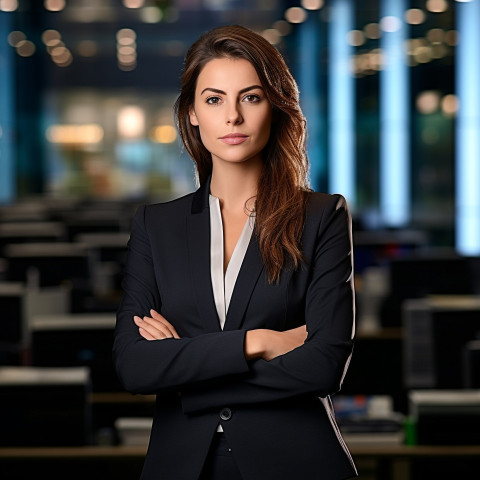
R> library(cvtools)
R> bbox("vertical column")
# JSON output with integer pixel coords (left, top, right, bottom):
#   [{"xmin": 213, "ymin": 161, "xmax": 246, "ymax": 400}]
[
  {"xmin": 16, "ymin": 5, "xmax": 46, "ymax": 196},
  {"xmin": 298, "ymin": 14, "xmax": 326, "ymax": 192},
  {"xmin": 379, "ymin": 0, "xmax": 409, "ymax": 226},
  {"xmin": 455, "ymin": 0, "xmax": 480, "ymax": 254},
  {"xmin": 328, "ymin": 0, "xmax": 355, "ymax": 204},
  {"xmin": 0, "ymin": 11, "xmax": 15, "ymax": 203}
]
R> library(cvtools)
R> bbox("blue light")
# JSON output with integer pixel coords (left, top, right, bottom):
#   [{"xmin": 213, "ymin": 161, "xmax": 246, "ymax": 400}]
[
  {"xmin": 379, "ymin": 0, "xmax": 409, "ymax": 226},
  {"xmin": 328, "ymin": 0, "xmax": 355, "ymax": 205},
  {"xmin": 0, "ymin": 12, "xmax": 16, "ymax": 204},
  {"xmin": 298, "ymin": 15, "xmax": 325, "ymax": 192},
  {"xmin": 455, "ymin": 0, "xmax": 480, "ymax": 254}
]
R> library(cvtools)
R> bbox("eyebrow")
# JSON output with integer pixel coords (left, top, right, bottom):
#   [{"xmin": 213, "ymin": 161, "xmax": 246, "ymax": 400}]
[{"xmin": 200, "ymin": 85, "xmax": 264, "ymax": 96}]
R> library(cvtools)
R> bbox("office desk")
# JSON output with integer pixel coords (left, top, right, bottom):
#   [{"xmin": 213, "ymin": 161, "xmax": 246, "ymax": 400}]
[
  {"xmin": 1, "ymin": 444, "xmax": 479, "ymax": 458},
  {"xmin": 348, "ymin": 444, "xmax": 480, "ymax": 480},
  {"xmin": 0, "ymin": 445, "xmax": 479, "ymax": 480}
]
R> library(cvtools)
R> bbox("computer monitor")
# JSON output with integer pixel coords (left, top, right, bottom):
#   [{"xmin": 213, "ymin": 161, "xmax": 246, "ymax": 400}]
[
  {"xmin": 464, "ymin": 339, "xmax": 480, "ymax": 388},
  {"xmin": 0, "ymin": 283, "xmax": 25, "ymax": 346},
  {"xmin": 63, "ymin": 211, "xmax": 125, "ymax": 242},
  {"xmin": 403, "ymin": 296, "xmax": 480, "ymax": 389},
  {"xmin": 30, "ymin": 313, "xmax": 121, "ymax": 392},
  {"xmin": 4, "ymin": 242, "xmax": 91, "ymax": 288},
  {"xmin": 74, "ymin": 232, "xmax": 129, "ymax": 295},
  {"xmin": 409, "ymin": 390, "xmax": 480, "ymax": 445},
  {"xmin": 353, "ymin": 228, "xmax": 428, "ymax": 275},
  {"xmin": 0, "ymin": 366, "xmax": 92, "ymax": 446},
  {"xmin": 380, "ymin": 253, "xmax": 480, "ymax": 327},
  {"xmin": 0, "ymin": 283, "xmax": 69, "ymax": 365},
  {"xmin": 3, "ymin": 242, "xmax": 95, "ymax": 312},
  {"xmin": 0, "ymin": 221, "xmax": 66, "ymax": 257}
]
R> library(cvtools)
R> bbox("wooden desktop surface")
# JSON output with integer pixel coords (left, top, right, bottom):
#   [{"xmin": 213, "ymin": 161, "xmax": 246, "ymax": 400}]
[{"xmin": 1, "ymin": 444, "xmax": 479, "ymax": 459}]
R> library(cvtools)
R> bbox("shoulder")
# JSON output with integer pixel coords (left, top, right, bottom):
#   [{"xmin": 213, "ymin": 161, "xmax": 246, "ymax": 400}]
[
  {"xmin": 301, "ymin": 192, "xmax": 352, "ymax": 254},
  {"xmin": 128, "ymin": 192, "xmax": 197, "ymax": 238},
  {"xmin": 133, "ymin": 191, "xmax": 196, "ymax": 223},
  {"xmin": 306, "ymin": 191, "xmax": 350, "ymax": 221},
  {"xmin": 302, "ymin": 191, "xmax": 352, "ymax": 242},
  {"xmin": 146, "ymin": 191, "xmax": 195, "ymax": 215}
]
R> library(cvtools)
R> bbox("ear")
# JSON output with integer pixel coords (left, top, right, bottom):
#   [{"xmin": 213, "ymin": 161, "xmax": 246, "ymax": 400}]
[{"xmin": 189, "ymin": 107, "xmax": 199, "ymax": 126}]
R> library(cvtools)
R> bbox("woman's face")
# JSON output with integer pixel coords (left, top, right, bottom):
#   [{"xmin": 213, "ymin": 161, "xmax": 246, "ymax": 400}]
[{"xmin": 189, "ymin": 57, "xmax": 272, "ymax": 169}]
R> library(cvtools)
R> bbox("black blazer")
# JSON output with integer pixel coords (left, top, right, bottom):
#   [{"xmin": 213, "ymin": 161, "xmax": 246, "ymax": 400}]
[{"xmin": 113, "ymin": 179, "xmax": 358, "ymax": 480}]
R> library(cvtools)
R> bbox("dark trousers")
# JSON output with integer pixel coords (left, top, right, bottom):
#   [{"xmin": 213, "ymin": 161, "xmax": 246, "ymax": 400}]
[{"xmin": 199, "ymin": 433, "xmax": 244, "ymax": 480}]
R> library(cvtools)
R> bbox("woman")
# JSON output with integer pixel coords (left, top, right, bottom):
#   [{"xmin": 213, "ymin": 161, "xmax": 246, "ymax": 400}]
[{"xmin": 113, "ymin": 24, "xmax": 357, "ymax": 480}]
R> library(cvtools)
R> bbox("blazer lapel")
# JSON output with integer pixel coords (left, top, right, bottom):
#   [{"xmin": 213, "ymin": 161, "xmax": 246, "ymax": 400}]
[
  {"xmin": 187, "ymin": 178, "xmax": 222, "ymax": 333},
  {"xmin": 224, "ymin": 234, "xmax": 264, "ymax": 331}
]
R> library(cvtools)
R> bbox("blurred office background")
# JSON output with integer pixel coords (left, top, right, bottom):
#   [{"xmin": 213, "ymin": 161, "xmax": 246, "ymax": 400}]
[{"xmin": 1, "ymin": 1, "xmax": 480, "ymax": 479}]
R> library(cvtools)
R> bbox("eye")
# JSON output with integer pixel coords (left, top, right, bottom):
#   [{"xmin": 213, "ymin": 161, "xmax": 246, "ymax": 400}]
[
  {"xmin": 243, "ymin": 94, "xmax": 260, "ymax": 103},
  {"xmin": 206, "ymin": 96, "xmax": 221, "ymax": 105}
]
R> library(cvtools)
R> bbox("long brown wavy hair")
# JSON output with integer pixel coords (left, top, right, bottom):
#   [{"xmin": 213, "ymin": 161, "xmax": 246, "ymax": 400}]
[{"xmin": 174, "ymin": 25, "xmax": 311, "ymax": 283}]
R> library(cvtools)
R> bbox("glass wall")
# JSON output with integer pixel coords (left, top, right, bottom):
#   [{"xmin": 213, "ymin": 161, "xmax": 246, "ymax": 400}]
[
  {"xmin": 1, "ymin": 0, "xmax": 478, "ymax": 249},
  {"xmin": 287, "ymin": 0, "xmax": 464, "ymax": 249}
]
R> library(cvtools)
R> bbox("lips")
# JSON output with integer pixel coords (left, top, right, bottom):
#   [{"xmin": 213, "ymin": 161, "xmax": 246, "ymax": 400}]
[{"xmin": 220, "ymin": 133, "xmax": 248, "ymax": 145}]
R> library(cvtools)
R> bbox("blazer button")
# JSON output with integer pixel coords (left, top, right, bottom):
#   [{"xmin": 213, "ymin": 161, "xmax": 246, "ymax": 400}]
[{"xmin": 220, "ymin": 407, "xmax": 232, "ymax": 421}]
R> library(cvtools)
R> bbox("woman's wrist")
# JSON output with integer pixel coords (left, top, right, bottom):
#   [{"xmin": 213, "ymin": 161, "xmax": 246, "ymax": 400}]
[
  {"xmin": 244, "ymin": 329, "xmax": 268, "ymax": 360},
  {"xmin": 245, "ymin": 326, "xmax": 307, "ymax": 362}
]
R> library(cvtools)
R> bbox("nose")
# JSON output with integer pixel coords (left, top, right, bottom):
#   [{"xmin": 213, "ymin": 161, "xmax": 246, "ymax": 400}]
[{"xmin": 226, "ymin": 102, "xmax": 243, "ymax": 125}]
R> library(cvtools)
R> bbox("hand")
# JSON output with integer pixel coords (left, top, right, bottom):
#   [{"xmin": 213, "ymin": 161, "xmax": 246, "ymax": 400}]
[
  {"xmin": 134, "ymin": 309, "xmax": 180, "ymax": 341},
  {"xmin": 245, "ymin": 325, "xmax": 307, "ymax": 361}
]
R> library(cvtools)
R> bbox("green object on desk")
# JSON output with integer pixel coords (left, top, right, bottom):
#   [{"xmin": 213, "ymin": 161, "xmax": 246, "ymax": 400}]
[{"xmin": 404, "ymin": 416, "xmax": 417, "ymax": 446}]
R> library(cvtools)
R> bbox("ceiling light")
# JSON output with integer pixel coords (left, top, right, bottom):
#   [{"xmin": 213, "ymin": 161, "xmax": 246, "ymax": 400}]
[
  {"xmin": 285, "ymin": 7, "xmax": 307, "ymax": 24},
  {"xmin": 0, "ymin": 0, "xmax": 18, "ymax": 12},
  {"xmin": 301, "ymin": 0, "xmax": 323, "ymax": 10}
]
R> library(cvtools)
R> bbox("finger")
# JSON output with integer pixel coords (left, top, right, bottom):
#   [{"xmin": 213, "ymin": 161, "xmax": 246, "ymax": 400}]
[
  {"xmin": 150, "ymin": 309, "xmax": 167, "ymax": 322},
  {"xmin": 134, "ymin": 316, "xmax": 172, "ymax": 339},
  {"xmin": 150, "ymin": 309, "xmax": 180, "ymax": 339},
  {"xmin": 142, "ymin": 315, "xmax": 175, "ymax": 338},
  {"xmin": 138, "ymin": 327, "xmax": 156, "ymax": 341}
]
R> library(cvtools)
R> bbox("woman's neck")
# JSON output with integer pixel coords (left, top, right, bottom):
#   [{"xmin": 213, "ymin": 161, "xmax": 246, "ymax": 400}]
[{"xmin": 210, "ymin": 161, "xmax": 261, "ymax": 213}]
